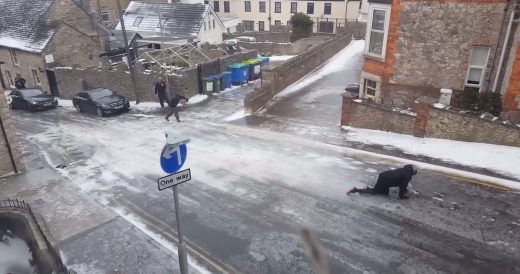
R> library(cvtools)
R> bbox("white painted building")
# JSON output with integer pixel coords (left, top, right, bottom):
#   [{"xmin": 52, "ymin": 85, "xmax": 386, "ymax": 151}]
[
  {"xmin": 206, "ymin": 0, "xmax": 361, "ymax": 33},
  {"xmin": 116, "ymin": 1, "xmax": 226, "ymax": 45}
]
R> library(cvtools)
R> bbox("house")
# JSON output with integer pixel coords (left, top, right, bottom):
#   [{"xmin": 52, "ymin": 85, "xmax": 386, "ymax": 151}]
[
  {"xmin": 115, "ymin": 1, "xmax": 227, "ymax": 46},
  {"xmin": 0, "ymin": 0, "xmax": 106, "ymax": 95},
  {"xmin": 0, "ymin": 90, "xmax": 24, "ymax": 176},
  {"xmin": 358, "ymin": 0, "xmax": 520, "ymax": 116},
  {"xmin": 208, "ymin": 0, "xmax": 362, "ymax": 33}
]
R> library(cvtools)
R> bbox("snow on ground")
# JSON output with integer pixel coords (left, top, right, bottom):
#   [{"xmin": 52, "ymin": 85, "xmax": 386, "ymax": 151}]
[
  {"xmin": 186, "ymin": 94, "xmax": 208, "ymax": 105},
  {"xmin": 268, "ymin": 55, "xmax": 296, "ymax": 61},
  {"xmin": 223, "ymin": 110, "xmax": 248, "ymax": 121},
  {"xmin": 58, "ymin": 99, "xmax": 74, "ymax": 109},
  {"xmin": 276, "ymin": 40, "xmax": 365, "ymax": 98},
  {"xmin": 130, "ymin": 101, "xmax": 161, "ymax": 112},
  {"xmin": 343, "ymin": 126, "xmax": 520, "ymax": 182}
]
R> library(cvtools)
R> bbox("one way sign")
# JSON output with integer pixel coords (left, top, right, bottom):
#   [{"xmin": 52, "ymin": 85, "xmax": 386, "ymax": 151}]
[{"xmin": 157, "ymin": 169, "xmax": 191, "ymax": 191}]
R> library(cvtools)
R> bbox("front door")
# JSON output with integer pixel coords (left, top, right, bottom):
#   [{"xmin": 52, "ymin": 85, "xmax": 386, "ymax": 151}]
[
  {"xmin": 319, "ymin": 21, "xmax": 334, "ymax": 33},
  {"xmin": 46, "ymin": 70, "xmax": 59, "ymax": 96}
]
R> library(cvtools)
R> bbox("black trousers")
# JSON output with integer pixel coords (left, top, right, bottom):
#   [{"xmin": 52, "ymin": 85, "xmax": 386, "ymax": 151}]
[
  {"xmin": 158, "ymin": 93, "xmax": 167, "ymax": 108},
  {"xmin": 165, "ymin": 107, "xmax": 180, "ymax": 122}
]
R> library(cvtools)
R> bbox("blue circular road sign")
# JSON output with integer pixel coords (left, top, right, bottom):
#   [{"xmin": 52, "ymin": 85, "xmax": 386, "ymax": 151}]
[{"xmin": 160, "ymin": 143, "xmax": 187, "ymax": 174}]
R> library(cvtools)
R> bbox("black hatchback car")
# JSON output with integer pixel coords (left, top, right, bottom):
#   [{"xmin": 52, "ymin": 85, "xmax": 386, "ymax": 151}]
[
  {"xmin": 72, "ymin": 88, "xmax": 130, "ymax": 117},
  {"xmin": 7, "ymin": 89, "xmax": 58, "ymax": 111}
]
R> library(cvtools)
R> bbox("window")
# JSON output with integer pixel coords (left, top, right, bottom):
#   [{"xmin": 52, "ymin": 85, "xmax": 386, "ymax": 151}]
[
  {"xmin": 275, "ymin": 2, "xmax": 281, "ymax": 13},
  {"xmin": 366, "ymin": 5, "xmax": 390, "ymax": 58},
  {"xmin": 274, "ymin": 20, "xmax": 281, "ymax": 26},
  {"xmin": 213, "ymin": 1, "xmax": 220, "ymax": 12},
  {"xmin": 259, "ymin": 1, "xmax": 266, "ymax": 12},
  {"xmin": 157, "ymin": 18, "xmax": 166, "ymax": 28},
  {"xmin": 243, "ymin": 20, "xmax": 254, "ymax": 31},
  {"xmin": 245, "ymin": 1, "xmax": 251, "ymax": 12},
  {"xmin": 9, "ymin": 49, "xmax": 18, "ymax": 65},
  {"xmin": 466, "ymin": 47, "xmax": 490, "ymax": 88},
  {"xmin": 101, "ymin": 10, "xmax": 110, "ymax": 22},
  {"xmin": 259, "ymin": 21, "xmax": 265, "ymax": 31},
  {"xmin": 204, "ymin": 0, "xmax": 209, "ymax": 4},
  {"xmin": 291, "ymin": 2, "xmax": 297, "ymax": 13},
  {"xmin": 31, "ymin": 69, "xmax": 41, "ymax": 85},
  {"xmin": 133, "ymin": 16, "xmax": 143, "ymax": 27},
  {"xmin": 319, "ymin": 21, "xmax": 334, "ymax": 33},
  {"xmin": 324, "ymin": 3, "xmax": 331, "ymax": 15},
  {"xmin": 121, "ymin": 9, "xmax": 125, "ymax": 14},
  {"xmin": 224, "ymin": 1, "xmax": 230, "ymax": 12},
  {"xmin": 5, "ymin": 70, "xmax": 13, "ymax": 87},
  {"xmin": 364, "ymin": 79, "xmax": 377, "ymax": 97},
  {"xmin": 287, "ymin": 21, "xmax": 292, "ymax": 28},
  {"xmin": 307, "ymin": 3, "xmax": 314, "ymax": 14}
]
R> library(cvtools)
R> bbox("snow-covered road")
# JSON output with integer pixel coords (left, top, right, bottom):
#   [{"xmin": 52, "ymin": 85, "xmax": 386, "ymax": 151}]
[{"xmin": 3, "ymin": 40, "xmax": 520, "ymax": 274}]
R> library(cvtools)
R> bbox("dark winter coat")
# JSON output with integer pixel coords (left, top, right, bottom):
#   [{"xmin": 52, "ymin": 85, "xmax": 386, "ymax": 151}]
[
  {"xmin": 168, "ymin": 94, "xmax": 188, "ymax": 108},
  {"xmin": 373, "ymin": 164, "xmax": 415, "ymax": 198},
  {"xmin": 154, "ymin": 81, "xmax": 166, "ymax": 96}
]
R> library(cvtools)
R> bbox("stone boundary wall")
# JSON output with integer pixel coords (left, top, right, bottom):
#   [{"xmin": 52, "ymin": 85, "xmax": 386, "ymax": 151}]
[
  {"xmin": 224, "ymin": 32, "xmax": 291, "ymax": 43},
  {"xmin": 239, "ymin": 36, "xmax": 331, "ymax": 56},
  {"xmin": 244, "ymin": 34, "xmax": 353, "ymax": 113},
  {"xmin": 0, "ymin": 95, "xmax": 25, "ymax": 176},
  {"xmin": 53, "ymin": 50, "xmax": 256, "ymax": 101},
  {"xmin": 341, "ymin": 95, "xmax": 520, "ymax": 147}
]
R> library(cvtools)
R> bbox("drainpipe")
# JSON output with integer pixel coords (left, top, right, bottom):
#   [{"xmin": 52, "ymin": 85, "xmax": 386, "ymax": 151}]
[
  {"xmin": 492, "ymin": 9, "xmax": 515, "ymax": 93},
  {"xmin": 0, "ymin": 112, "xmax": 18, "ymax": 174}
]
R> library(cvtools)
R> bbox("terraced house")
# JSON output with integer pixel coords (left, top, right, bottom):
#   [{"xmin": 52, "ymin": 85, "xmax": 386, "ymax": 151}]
[
  {"xmin": 358, "ymin": 0, "xmax": 520, "ymax": 117},
  {"xmin": 209, "ymin": 0, "xmax": 363, "ymax": 33}
]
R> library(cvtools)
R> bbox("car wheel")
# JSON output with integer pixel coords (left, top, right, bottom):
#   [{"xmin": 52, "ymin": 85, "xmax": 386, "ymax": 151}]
[
  {"xmin": 96, "ymin": 107, "xmax": 104, "ymax": 117},
  {"xmin": 74, "ymin": 103, "xmax": 81, "ymax": 112},
  {"xmin": 25, "ymin": 102, "xmax": 31, "ymax": 111}
]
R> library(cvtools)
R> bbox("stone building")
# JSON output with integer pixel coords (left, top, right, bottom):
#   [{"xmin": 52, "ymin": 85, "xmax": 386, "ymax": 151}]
[
  {"xmin": 0, "ymin": 0, "xmax": 106, "ymax": 95},
  {"xmin": 0, "ymin": 94, "xmax": 24, "ymax": 176},
  {"xmin": 358, "ymin": 0, "xmax": 520, "ymax": 115}
]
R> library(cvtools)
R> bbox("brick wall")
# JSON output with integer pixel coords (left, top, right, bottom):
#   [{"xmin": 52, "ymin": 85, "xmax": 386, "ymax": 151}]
[
  {"xmin": 0, "ymin": 48, "xmax": 50, "ymax": 92},
  {"xmin": 244, "ymin": 34, "xmax": 353, "ymax": 113},
  {"xmin": 0, "ymin": 95, "xmax": 24, "ymax": 176},
  {"xmin": 341, "ymin": 97, "xmax": 520, "ymax": 147},
  {"xmin": 503, "ymin": 41, "xmax": 520, "ymax": 112},
  {"xmin": 44, "ymin": 0, "xmax": 103, "ymax": 68}
]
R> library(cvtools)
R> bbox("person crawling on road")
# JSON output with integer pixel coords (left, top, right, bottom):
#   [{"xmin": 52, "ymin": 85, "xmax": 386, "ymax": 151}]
[{"xmin": 347, "ymin": 164, "xmax": 417, "ymax": 199}]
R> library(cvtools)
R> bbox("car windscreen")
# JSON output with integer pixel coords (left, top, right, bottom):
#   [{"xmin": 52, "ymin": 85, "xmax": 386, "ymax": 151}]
[
  {"xmin": 89, "ymin": 89, "xmax": 113, "ymax": 100},
  {"xmin": 20, "ymin": 89, "xmax": 44, "ymax": 97}
]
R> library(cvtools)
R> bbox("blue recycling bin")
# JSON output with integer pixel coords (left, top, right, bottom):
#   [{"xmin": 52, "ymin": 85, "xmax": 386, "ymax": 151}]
[
  {"xmin": 258, "ymin": 56, "xmax": 269, "ymax": 66},
  {"xmin": 223, "ymin": 71, "xmax": 232, "ymax": 89},
  {"xmin": 228, "ymin": 63, "xmax": 249, "ymax": 85}
]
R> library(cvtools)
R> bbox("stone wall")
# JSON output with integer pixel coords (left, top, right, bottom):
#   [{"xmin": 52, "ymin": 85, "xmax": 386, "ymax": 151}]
[
  {"xmin": 0, "ymin": 95, "xmax": 24, "ymax": 176},
  {"xmin": 244, "ymin": 34, "xmax": 353, "ymax": 113},
  {"xmin": 393, "ymin": 1, "xmax": 506, "ymax": 91},
  {"xmin": 239, "ymin": 37, "xmax": 328, "ymax": 55},
  {"xmin": 341, "ymin": 96, "xmax": 520, "ymax": 147},
  {"xmin": 0, "ymin": 48, "xmax": 50, "ymax": 92},
  {"xmin": 54, "ymin": 50, "xmax": 257, "ymax": 101},
  {"xmin": 224, "ymin": 32, "xmax": 291, "ymax": 43}
]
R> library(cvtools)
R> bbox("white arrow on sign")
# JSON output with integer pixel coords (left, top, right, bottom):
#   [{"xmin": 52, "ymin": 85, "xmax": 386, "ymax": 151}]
[{"xmin": 157, "ymin": 169, "xmax": 191, "ymax": 191}]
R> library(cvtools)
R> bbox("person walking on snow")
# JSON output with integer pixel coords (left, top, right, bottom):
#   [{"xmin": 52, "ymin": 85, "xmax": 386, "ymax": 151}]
[
  {"xmin": 14, "ymin": 74, "xmax": 26, "ymax": 89},
  {"xmin": 347, "ymin": 164, "xmax": 417, "ymax": 199},
  {"xmin": 165, "ymin": 92, "xmax": 188, "ymax": 122},
  {"xmin": 154, "ymin": 77, "xmax": 167, "ymax": 108}
]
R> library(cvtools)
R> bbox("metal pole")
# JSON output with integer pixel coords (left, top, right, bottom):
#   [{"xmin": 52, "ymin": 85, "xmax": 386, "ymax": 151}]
[
  {"xmin": 116, "ymin": 0, "xmax": 140, "ymax": 104},
  {"xmin": 173, "ymin": 185, "xmax": 188, "ymax": 274},
  {"xmin": 158, "ymin": 4, "xmax": 171, "ymax": 100}
]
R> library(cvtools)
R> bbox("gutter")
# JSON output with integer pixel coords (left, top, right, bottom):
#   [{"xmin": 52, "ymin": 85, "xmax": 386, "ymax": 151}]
[
  {"xmin": 0, "ymin": 112, "xmax": 18, "ymax": 174},
  {"xmin": 492, "ymin": 7, "xmax": 516, "ymax": 92}
]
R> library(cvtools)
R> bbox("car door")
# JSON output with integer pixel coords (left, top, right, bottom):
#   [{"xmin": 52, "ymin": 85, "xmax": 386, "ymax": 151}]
[
  {"xmin": 82, "ymin": 93, "xmax": 97, "ymax": 114},
  {"xmin": 75, "ymin": 92, "xmax": 90, "ymax": 113},
  {"xmin": 10, "ymin": 91, "xmax": 24, "ymax": 109}
]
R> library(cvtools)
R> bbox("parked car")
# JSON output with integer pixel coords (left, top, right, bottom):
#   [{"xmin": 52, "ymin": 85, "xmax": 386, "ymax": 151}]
[
  {"xmin": 72, "ymin": 88, "xmax": 130, "ymax": 117},
  {"xmin": 7, "ymin": 88, "xmax": 58, "ymax": 111},
  {"xmin": 223, "ymin": 38, "xmax": 238, "ymax": 45},
  {"xmin": 344, "ymin": 83, "xmax": 360, "ymax": 95}
]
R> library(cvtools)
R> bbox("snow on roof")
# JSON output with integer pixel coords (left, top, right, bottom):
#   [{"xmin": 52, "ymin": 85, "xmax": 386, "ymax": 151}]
[
  {"xmin": 0, "ymin": 0, "xmax": 56, "ymax": 53},
  {"xmin": 115, "ymin": 1, "xmax": 208, "ymax": 39}
]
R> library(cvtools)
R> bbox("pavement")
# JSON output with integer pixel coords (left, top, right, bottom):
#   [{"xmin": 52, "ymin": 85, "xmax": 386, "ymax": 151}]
[{"xmin": 1, "ymin": 41, "xmax": 520, "ymax": 274}]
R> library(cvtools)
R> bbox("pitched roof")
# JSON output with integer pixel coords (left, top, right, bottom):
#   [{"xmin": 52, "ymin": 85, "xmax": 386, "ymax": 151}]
[
  {"xmin": 116, "ymin": 1, "xmax": 208, "ymax": 39},
  {"xmin": 0, "ymin": 0, "xmax": 56, "ymax": 53}
]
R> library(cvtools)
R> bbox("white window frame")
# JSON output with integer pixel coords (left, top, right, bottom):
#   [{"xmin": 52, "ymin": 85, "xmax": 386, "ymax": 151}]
[
  {"xmin": 9, "ymin": 48, "xmax": 18, "ymax": 65},
  {"xmin": 291, "ymin": 2, "xmax": 297, "ymax": 13},
  {"xmin": 259, "ymin": 21, "xmax": 265, "ymax": 31},
  {"xmin": 364, "ymin": 78, "xmax": 377, "ymax": 98},
  {"xmin": 31, "ymin": 68, "xmax": 41, "ymax": 85},
  {"xmin": 465, "ymin": 46, "xmax": 490, "ymax": 91},
  {"xmin": 101, "ymin": 10, "xmax": 110, "ymax": 22},
  {"xmin": 364, "ymin": 3, "xmax": 391, "ymax": 60}
]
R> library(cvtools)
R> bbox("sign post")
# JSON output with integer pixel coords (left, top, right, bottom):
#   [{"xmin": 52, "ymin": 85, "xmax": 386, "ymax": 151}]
[{"xmin": 158, "ymin": 132, "xmax": 191, "ymax": 274}]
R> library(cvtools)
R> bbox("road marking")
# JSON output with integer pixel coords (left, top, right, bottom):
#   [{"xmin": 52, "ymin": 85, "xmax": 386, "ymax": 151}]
[{"xmin": 108, "ymin": 197, "xmax": 239, "ymax": 274}]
